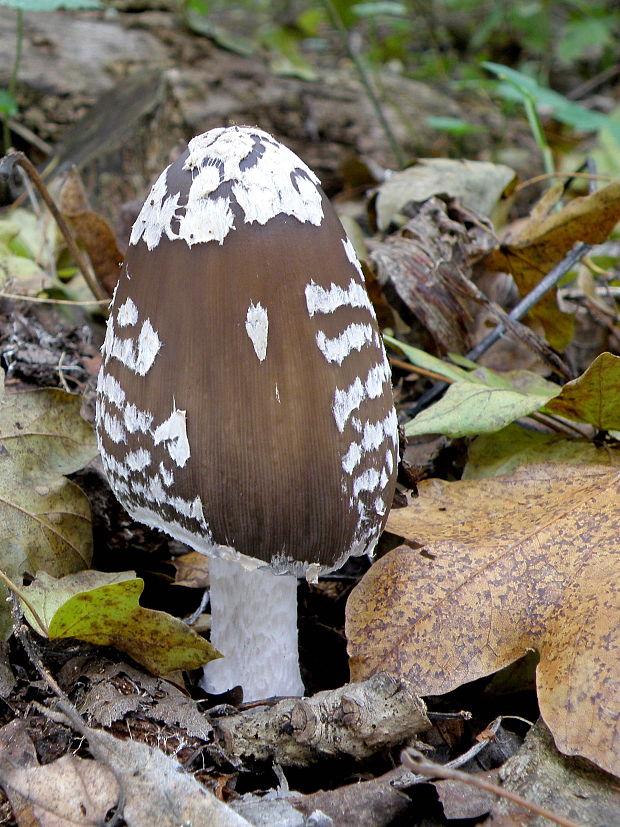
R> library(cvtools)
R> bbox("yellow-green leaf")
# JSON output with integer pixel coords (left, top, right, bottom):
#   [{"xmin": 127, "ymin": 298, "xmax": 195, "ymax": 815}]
[
  {"xmin": 544, "ymin": 352, "xmax": 620, "ymax": 430},
  {"xmin": 24, "ymin": 571, "xmax": 220, "ymax": 675}
]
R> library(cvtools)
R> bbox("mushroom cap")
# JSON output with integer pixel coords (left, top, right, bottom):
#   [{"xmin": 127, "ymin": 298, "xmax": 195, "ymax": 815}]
[{"xmin": 96, "ymin": 126, "xmax": 398, "ymax": 576}]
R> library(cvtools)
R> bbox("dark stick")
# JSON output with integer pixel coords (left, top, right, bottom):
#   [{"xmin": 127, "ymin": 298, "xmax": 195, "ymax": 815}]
[{"xmin": 405, "ymin": 242, "xmax": 591, "ymax": 416}]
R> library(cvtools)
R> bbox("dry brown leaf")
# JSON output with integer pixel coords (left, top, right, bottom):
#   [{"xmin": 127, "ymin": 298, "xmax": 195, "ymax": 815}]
[
  {"xmin": 92, "ymin": 729, "xmax": 250, "ymax": 826},
  {"xmin": 346, "ymin": 464, "xmax": 620, "ymax": 777},
  {"xmin": 369, "ymin": 198, "xmax": 483, "ymax": 354},
  {"xmin": 483, "ymin": 181, "xmax": 620, "ymax": 349},
  {"xmin": 172, "ymin": 550, "xmax": 210, "ymax": 588},
  {"xmin": 0, "ymin": 753, "xmax": 118, "ymax": 827},
  {"xmin": 59, "ymin": 168, "xmax": 124, "ymax": 296}
]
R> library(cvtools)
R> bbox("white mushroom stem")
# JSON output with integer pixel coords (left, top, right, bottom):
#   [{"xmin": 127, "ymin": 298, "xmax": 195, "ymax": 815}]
[{"xmin": 201, "ymin": 556, "xmax": 305, "ymax": 702}]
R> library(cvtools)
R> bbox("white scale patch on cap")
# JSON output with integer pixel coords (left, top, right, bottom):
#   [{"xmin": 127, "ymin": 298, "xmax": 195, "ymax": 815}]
[
  {"xmin": 177, "ymin": 194, "xmax": 235, "ymax": 247},
  {"xmin": 129, "ymin": 126, "xmax": 324, "ymax": 251},
  {"xmin": 102, "ymin": 410, "xmax": 126, "ymax": 444},
  {"xmin": 245, "ymin": 301, "xmax": 269, "ymax": 362},
  {"xmin": 103, "ymin": 315, "xmax": 162, "ymax": 377},
  {"xmin": 126, "ymin": 448, "xmax": 152, "ymax": 472},
  {"xmin": 305, "ymin": 278, "xmax": 372, "ymax": 317},
  {"xmin": 333, "ymin": 377, "xmax": 366, "ymax": 434},
  {"xmin": 100, "ymin": 450, "xmax": 130, "ymax": 481},
  {"xmin": 124, "ymin": 403, "xmax": 153, "ymax": 434},
  {"xmin": 333, "ymin": 360, "xmax": 392, "ymax": 433},
  {"xmin": 353, "ymin": 468, "xmax": 381, "ymax": 497},
  {"xmin": 341, "ymin": 236, "xmax": 364, "ymax": 278},
  {"xmin": 97, "ymin": 369, "xmax": 126, "ymax": 410},
  {"xmin": 342, "ymin": 441, "xmax": 363, "ymax": 474},
  {"xmin": 129, "ymin": 169, "xmax": 181, "ymax": 250},
  {"xmin": 117, "ymin": 297, "xmax": 139, "ymax": 327},
  {"xmin": 159, "ymin": 462, "xmax": 174, "ymax": 486},
  {"xmin": 316, "ymin": 322, "xmax": 374, "ymax": 365},
  {"xmin": 153, "ymin": 406, "xmax": 191, "ymax": 468}
]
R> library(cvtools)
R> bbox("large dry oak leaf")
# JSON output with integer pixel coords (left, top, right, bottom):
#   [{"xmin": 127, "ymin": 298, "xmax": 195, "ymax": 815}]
[{"xmin": 346, "ymin": 464, "xmax": 620, "ymax": 776}]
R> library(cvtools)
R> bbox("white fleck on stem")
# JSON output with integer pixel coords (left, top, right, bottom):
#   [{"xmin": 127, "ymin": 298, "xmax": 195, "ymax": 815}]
[{"xmin": 201, "ymin": 556, "xmax": 304, "ymax": 702}]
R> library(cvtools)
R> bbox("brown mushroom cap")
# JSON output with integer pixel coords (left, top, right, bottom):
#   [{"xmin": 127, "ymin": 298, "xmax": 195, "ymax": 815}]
[{"xmin": 96, "ymin": 126, "xmax": 397, "ymax": 575}]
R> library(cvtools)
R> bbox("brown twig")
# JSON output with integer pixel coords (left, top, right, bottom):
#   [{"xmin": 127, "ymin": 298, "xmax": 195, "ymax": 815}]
[
  {"xmin": 392, "ymin": 716, "xmax": 501, "ymax": 789},
  {"xmin": 0, "ymin": 291, "xmax": 109, "ymax": 306},
  {"xmin": 389, "ymin": 356, "xmax": 449, "ymax": 382},
  {"xmin": 515, "ymin": 171, "xmax": 614, "ymax": 193},
  {"xmin": 529, "ymin": 410, "xmax": 592, "ymax": 439},
  {"xmin": 401, "ymin": 746, "xmax": 582, "ymax": 827},
  {"xmin": 0, "ymin": 151, "xmax": 108, "ymax": 303}
]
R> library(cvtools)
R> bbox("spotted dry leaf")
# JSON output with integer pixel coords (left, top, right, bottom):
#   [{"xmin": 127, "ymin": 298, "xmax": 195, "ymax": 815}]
[{"xmin": 346, "ymin": 463, "xmax": 620, "ymax": 777}]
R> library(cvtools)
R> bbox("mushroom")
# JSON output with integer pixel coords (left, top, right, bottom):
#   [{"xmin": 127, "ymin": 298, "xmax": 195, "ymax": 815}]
[{"xmin": 95, "ymin": 126, "xmax": 398, "ymax": 701}]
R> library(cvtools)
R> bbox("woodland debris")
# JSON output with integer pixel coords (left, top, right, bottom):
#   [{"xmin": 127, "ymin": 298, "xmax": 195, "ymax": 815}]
[
  {"xmin": 212, "ymin": 672, "xmax": 430, "ymax": 767},
  {"xmin": 0, "ymin": 721, "xmax": 250, "ymax": 827},
  {"xmin": 491, "ymin": 719, "xmax": 620, "ymax": 826},
  {"xmin": 58, "ymin": 655, "xmax": 212, "ymax": 739}
]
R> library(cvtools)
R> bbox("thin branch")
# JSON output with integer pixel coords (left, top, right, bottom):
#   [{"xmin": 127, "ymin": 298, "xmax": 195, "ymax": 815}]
[
  {"xmin": 0, "ymin": 291, "xmax": 109, "ymax": 307},
  {"xmin": 320, "ymin": 0, "xmax": 404, "ymax": 168},
  {"xmin": 392, "ymin": 716, "xmax": 501, "ymax": 790},
  {"xmin": 8, "ymin": 592, "xmax": 126, "ymax": 825},
  {"xmin": 0, "ymin": 151, "xmax": 108, "ymax": 303},
  {"xmin": 401, "ymin": 747, "xmax": 582, "ymax": 827},
  {"xmin": 409, "ymin": 242, "xmax": 591, "ymax": 415},
  {"xmin": 515, "ymin": 171, "xmax": 614, "ymax": 193},
  {"xmin": 529, "ymin": 411, "xmax": 591, "ymax": 439}
]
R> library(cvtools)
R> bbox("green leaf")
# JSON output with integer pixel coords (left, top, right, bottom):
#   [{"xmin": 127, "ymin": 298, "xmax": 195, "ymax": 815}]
[
  {"xmin": 404, "ymin": 380, "xmax": 561, "ymax": 439},
  {"xmin": 426, "ymin": 116, "xmax": 483, "ymax": 135},
  {"xmin": 182, "ymin": 7, "xmax": 255, "ymax": 56},
  {"xmin": 557, "ymin": 16, "xmax": 615, "ymax": 63},
  {"xmin": 383, "ymin": 335, "xmax": 475, "ymax": 383},
  {"xmin": 23, "ymin": 571, "xmax": 221, "ymax": 675},
  {"xmin": 22, "ymin": 569, "xmax": 135, "ymax": 632},
  {"xmin": 264, "ymin": 27, "xmax": 318, "ymax": 81},
  {"xmin": 463, "ymin": 423, "xmax": 620, "ymax": 480},
  {"xmin": 352, "ymin": 2, "xmax": 407, "ymax": 17},
  {"xmin": 0, "ymin": 0, "xmax": 101, "ymax": 9},
  {"xmin": 0, "ymin": 377, "xmax": 97, "ymax": 638},
  {"xmin": 544, "ymin": 352, "xmax": 620, "ymax": 431},
  {"xmin": 483, "ymin": 61, "xmax": 620, "ymax": 143},
  {"xmin": 0, "ymin": 90, "xmax": 18, "ymax": 118}
]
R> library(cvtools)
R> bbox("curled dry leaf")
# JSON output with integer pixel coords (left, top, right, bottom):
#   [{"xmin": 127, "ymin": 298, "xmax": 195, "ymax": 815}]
[
  {"xmin": 59, "ymin": 167, "xmax": 124, "ymax": 296},
  {"xmin": 346, "ymin": 463, "xmax": 620, "ymax": 776},
  {"xmin": 172, "ymin": 550, "xmax": 210, "ymax": 588},
  {"xmin": 373, "ymin": 158, "xmax": 516, "ymax": 231},
  {"xmin": 0, "ymin": 724, "xmax": 249, "ymax": 827},
  {"xmin": 483, "ymin": 180, "xmax": 620, "ymax": 349},
  {"xmin": 0, "ymin": 753, "xmax": 118, "ymax": 827},
  {"xmin": 0, "ymin": 378, "xmax": 97, "ymax": 638}
]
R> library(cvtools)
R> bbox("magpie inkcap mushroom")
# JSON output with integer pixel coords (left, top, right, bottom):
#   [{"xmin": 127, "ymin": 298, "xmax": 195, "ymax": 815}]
[{"xmin": 95, "ymin": 126, "xmax": 398, "ymax": 701}]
